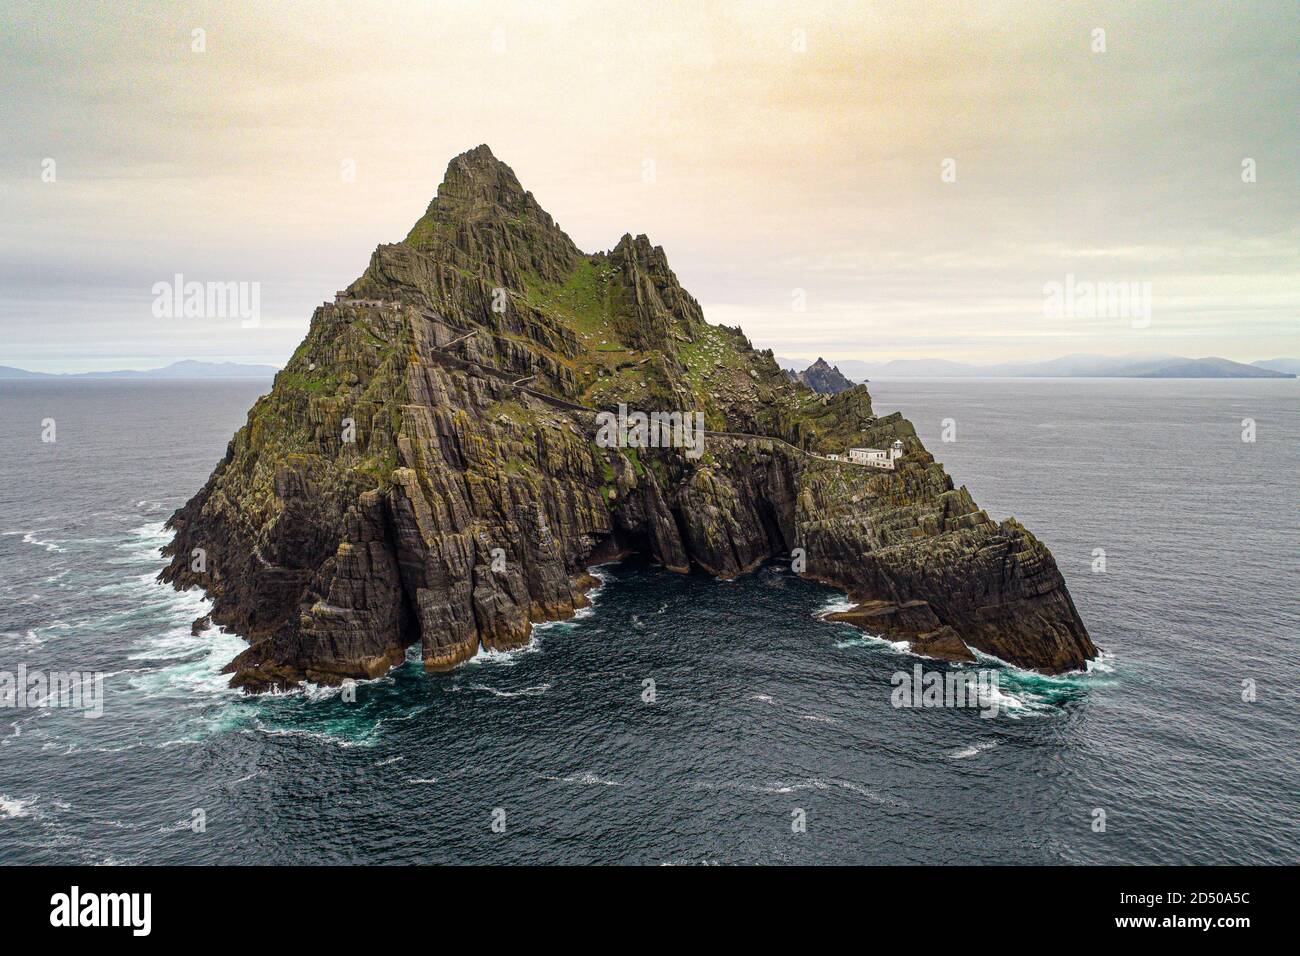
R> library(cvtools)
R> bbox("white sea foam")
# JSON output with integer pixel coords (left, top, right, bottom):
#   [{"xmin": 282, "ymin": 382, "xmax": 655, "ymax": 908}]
[
  {"xmin": 766, "ymin": 778, "xmax": 829, "ymax": 794},
  {"xmin": 465, "ymin": 683, "xmax": 551, "ymax": 699},
  {"xmin": 21, "ymin": 530, "xmax": 65, "ymax": 553},
  {"xmin": 128, "ymin": 521, "xmax": 168, "ymax": 540},
  {"xmin": 298, "ymin": 667, "xmax": 401, "ymax": 700},
  {"xmin": 750, "ymin": 777, "xmax": 906, "ymax": 807},
  {"xmin": 972, "ymin": 646, "xmax": 1104, "ymax": 684},
  {"xmin": 54, "ymin": 525, "xmax": 246, "ymax": 716},
  {"xmin": 949, "ymin": 741, "xmax": 999, "ymax": 759},
  {"xmin": 1085, "ymin": 652, "xmax": 1117, "ymax": 674},
  {"xmin": 815, "ymin": 594, "xmax": 856, "ymax": 618},
  {"xmin": 251, "ymin": 720, "xmax": 379, "ymax": 749},
  {"xmin": 127, "ymin": 619, "xmax": 244, "ymax": 699},
  {"xmin": 835, "ymin": 633, "xmax": 911, "ymax": 654},
  {"xmin": 108, "ymin": 521, "xmax": 169, "ymax": 564},
  {"xmin": 469, "ymin": 638, "xmax": 540, "ymax": 666},
  {"xmin": 0, "ymin": 794, "xmax": 37, "ymax": 819},
  {"xmin": 965, "ymin": 647, "xmax": 1115, "ymax": 716},
  {"xmin": 831, "ymin": 778, "xmax": 909, "ymax": 807},
  {"xmin": 91, "ymin": 526, "xmax": 238, "ymax": 698},
  {"xmin": 586, "ymin": 565, "xmax": 612, "ymax": 585},
  {"xmin": 822, "ymin": 601, "xmax": 915, "ymax": 656},
  {"xmin": 9, "ymin": 627, "xmax": 47, "ymax": 648},
  {"xmin": 540, "ymin": 771, "xmax": 621, "ymax": 787}
]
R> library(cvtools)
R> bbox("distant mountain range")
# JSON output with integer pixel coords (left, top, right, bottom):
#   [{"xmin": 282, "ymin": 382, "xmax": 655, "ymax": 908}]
[
  {"xmin": 0, "ymin": 360, "xmax": 278, "ymax": 380},
  {"xmin": 6, "ymin": 354, "xmax": 1296, "ymax": 382},
  {"xmin": 1250, "ymin": 358, "xmax": 1300, "ymax": 376},
  {"xmin": 776, "ymin": 354, "xmax": 1298, "ymax": 380}
]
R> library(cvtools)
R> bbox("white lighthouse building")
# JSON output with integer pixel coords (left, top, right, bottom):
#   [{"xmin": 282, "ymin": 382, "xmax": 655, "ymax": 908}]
[{"xmin": 846, "ymin": 439, "xmax": 905, "ymax": 470}]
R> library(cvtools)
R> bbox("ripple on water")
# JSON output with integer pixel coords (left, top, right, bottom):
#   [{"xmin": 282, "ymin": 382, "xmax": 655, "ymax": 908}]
[{"xmin": 1, "ymin": 376, "xmax": 1294, "ymax": 864}]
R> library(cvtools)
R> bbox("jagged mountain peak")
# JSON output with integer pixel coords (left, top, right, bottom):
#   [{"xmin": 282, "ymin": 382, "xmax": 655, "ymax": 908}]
[
  {"xmin": 613, "ymin": 232, "xmax": 654, "ymax": 252},
  {"xmin": 160, "ymin": 147, "xmax": 1096, "ymax": 690},
  {"xmin": 789, "ymin": 357, "xmax": 856, "ymax": 395},
  {"xmin": 436, "ymin": 144, "xmax": 526, "ymax": 208},
  {"xmin": 402, "ymin": 145, "xmax": 580, "ymax": 284},
  {"xmin": 609, "ymin": 232, "xmax": 670, "ymax": 274},
  {"xmin": 454, "ymin": 142, "xmax": 502, "ymax": 166}
]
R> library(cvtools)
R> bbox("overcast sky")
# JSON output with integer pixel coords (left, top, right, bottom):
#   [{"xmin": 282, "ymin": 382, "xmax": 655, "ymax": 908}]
[{"xmin": 1, "ymin": 0, "xmax": 1295, "ymax": 372}]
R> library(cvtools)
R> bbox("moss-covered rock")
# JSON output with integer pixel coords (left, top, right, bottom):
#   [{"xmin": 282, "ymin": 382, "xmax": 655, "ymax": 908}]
[{"xmin": 161, "ymin": 145, "xmax": 1096, "ymax": 692}]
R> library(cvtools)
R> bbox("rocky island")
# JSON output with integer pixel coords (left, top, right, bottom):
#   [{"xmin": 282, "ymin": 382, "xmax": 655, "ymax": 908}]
[
  {"xmin": 784, "ymin": 357, "xmax": 857, "ymax": 395},
  {"xmin": 160, "ymin": 146, "xmax": 1097, "ymax": 692}
]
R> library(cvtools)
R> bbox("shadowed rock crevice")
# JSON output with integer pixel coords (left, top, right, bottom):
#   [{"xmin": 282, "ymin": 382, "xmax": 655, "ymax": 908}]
[{"xmin": 161, "ymin": 145, "xmax": 1096, "ymax": 692}]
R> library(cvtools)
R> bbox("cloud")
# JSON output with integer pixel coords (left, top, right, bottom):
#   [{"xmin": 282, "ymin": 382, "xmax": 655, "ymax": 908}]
[{"xmin": 1, "ymin": 0, "xmax": 1296, "ymax": 369}]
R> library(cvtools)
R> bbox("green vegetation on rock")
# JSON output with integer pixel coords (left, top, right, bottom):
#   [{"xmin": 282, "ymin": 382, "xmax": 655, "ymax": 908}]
[{"xmin": 160, "ymin": 144, "xmax": 1097, "ymax": 694}]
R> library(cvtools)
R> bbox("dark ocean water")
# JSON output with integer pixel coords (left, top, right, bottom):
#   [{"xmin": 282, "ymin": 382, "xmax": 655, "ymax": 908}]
[{"xmin": 0, "ymin": 377, "xmax": 1295, "ymax": 865}]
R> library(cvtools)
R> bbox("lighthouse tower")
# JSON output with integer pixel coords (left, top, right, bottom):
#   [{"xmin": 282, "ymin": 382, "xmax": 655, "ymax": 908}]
[{"xmin": 890, "ymin": 439, "xmax": 904, "ymax": 461}]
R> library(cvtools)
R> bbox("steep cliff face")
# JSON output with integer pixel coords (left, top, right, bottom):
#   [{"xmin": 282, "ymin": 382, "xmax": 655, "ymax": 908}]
[{"xmin": 161, "ymin": 146, "xmax": 1096, "ymax": 691}]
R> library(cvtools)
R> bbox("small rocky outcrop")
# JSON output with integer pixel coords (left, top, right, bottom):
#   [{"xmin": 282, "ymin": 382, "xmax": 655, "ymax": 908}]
[
  {"xmin": 161, "ymin": 145, "xmax": 1097, "ymax": 692},
  {"xmin": 787, "ymin": 357, "xmax": 857, "ymax": 395}
]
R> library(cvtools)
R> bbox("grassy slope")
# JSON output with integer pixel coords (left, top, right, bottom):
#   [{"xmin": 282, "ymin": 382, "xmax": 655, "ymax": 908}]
[{"xmin": 516, "ymin": 254, "xmax": 875, "ymax": 448}]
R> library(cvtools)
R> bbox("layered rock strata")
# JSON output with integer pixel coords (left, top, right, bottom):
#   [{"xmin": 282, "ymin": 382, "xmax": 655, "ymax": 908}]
[{"xmin": 162, "ymin": 145, "xmax": 1096, "ymax": 691}]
